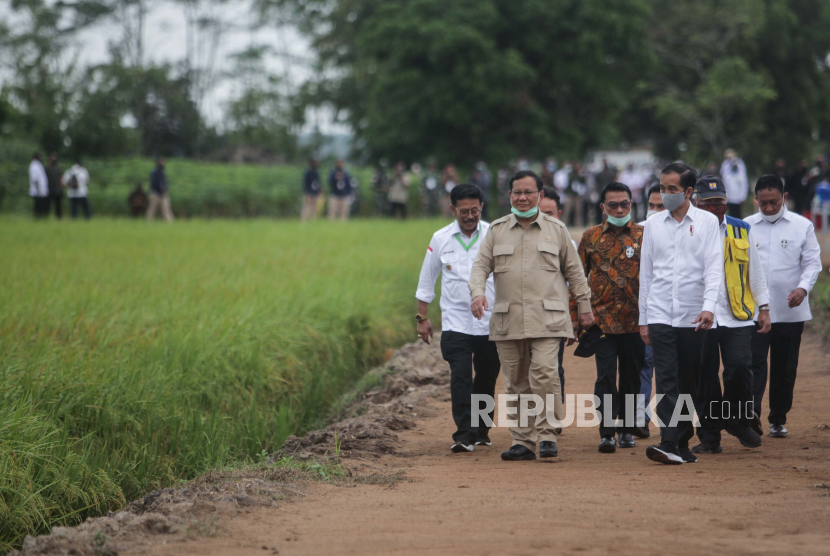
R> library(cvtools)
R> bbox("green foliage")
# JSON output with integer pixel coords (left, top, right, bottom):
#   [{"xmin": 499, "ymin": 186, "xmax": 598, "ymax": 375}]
[{"xmin": 0, "ymin": 216, "xmax": 444, "ymax": 549}]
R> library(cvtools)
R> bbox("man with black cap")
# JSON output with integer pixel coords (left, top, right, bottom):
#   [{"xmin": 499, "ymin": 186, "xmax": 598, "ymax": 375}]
[
  {"xmin": 639, "ymin": 163, "xmax": 723, "ymax": 465},
  {"xmin": 692, "ymin": 176, "xmax": 771, "ymax": 454},
  {"xmin": 577, "ymin": 182, "xmax": 646, "ymax": 453}
]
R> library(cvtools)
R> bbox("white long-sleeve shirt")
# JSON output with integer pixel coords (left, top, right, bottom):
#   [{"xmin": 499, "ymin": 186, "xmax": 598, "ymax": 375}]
[
  {"xmin": 415, "ymin": 220, "xmax": 495, "ymax": 335},
  {"xmin": 62, "ymin": 164, "xmax": 90, "ymax": 198},
  {"xmin": 639, "ymin": 205, "xmax": 724, "ymax": 327},
  {"xmin": 720, "ymin": 158, "xmax": 749, "ymax": 204},
  {"xmin": 715, "ymin": 219, "xmax": 770, "ymax": 328},
  {"xmin": 29, "ymin": 160, "xmax": 48, "ymax": 197},
  {"xmin": 744, "ymin": 209, "xmax": 822, "ymax": 323}
]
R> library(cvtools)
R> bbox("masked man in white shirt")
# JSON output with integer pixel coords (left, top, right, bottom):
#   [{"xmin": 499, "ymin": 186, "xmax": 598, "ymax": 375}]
[
  {"xmin": 745, "ymin": 175, "xmax": 822, "ymax": 439},
  {"xmin": 639, "ymin": 163, "xmax": 723, "ymax": 465},
  {"xmin": 416, "ymin": 184, "xmax": 500, "ymax": 453},
  {"xmin": 29, "ymin": 152, "xmax": 49, "ymax": 218},
  {"xmin": 720, "ymin": 149, "xmax": 749, "ymax": 219},
  {"xmin": 691, "ymin": 176, "xmax": 771, "ymax": 454}
]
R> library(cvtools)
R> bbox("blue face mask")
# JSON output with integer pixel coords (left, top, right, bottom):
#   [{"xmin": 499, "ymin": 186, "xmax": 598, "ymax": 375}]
[
  {"xmin": 605, "ymin": 211, "xmax": 632, "ymax": 227},
  {"xmin": 510, "ymin": 196, "xmax": 540, "ymax": 218}
]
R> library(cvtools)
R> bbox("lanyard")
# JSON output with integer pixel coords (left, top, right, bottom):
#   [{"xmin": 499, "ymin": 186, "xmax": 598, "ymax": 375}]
[{"xmin": 454, "ymin": 226, "xmax": 480, "ymax": 252}]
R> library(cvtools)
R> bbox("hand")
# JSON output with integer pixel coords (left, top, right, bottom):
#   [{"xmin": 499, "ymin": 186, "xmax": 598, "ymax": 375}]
[
  {"xmin": 567, "ymin": 320, "xmax": 578, "ymax": 346},
  {"xmin": 471, "ymin": 296, "xmax": 489, "ymax": 320},
  {"xmin": 787, "ymin": 287, "xmax": 807, "ymax": 308},
  {"xmin": 577, "ymin": 312, "xmax": 595, "ymax": 329},
  {"xmin": 692, "ymin": 310, "xmax": 714, "ymax": 331},
  {"xmin": 757, "ymin": 310, "xmax": 772, "ymax": 334},
  {"xmin": 417, "ymin": 319, "xmax": 434, "ymax": 344},
  {"xmin": 639, "ymin": 325, "xmax": 650, "ymax": 346}
]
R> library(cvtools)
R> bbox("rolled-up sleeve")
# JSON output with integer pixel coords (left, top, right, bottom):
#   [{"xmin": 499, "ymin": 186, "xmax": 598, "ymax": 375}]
[
  {"xmin": 561, "ymin": 227, "xmax": 591, "ymax": 314},
  {"xmin": 415, "ymin": 236, "xmax": 442, "ymax": 304},
  {"xmin": 798, "ymin": 222, "xmax": 822, "ymax": 293},
  {"xmin": 702, "ymin": 219, "xmax": 724, "ymax": 314},
  {"xmin": 469, "ymin": 228, "xmax": 495, "ymax": 299},
  {"xmin": 638, "ymin": 221, "xmax": 653, "ymax": 326}
]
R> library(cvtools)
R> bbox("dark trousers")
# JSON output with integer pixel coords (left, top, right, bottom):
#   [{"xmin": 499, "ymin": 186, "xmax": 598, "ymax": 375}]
[
  {"xmin": 558, "ymin": 337, "xmax": 566, "ymax": 402},
  {"xmin": 594, "ymin": 332, "xmax": 646, "ymax": 437},
  {"xmin": 50, "ymin": 195, "xmax": 63, "ymax": 218},
  {"xmin": 649, "ymin": 325, "xmax": 707, "ymax": 447},
  {"xmin": 696, "ymin": 325, "xmax": 753, "ymax": 444},
  {"xmin": 390, "ymin": 202, "xmax": 407, "ymax": 219},
  {"xmin": 751, "ymin": 322, "xmax": 804, "ymax": 426},
  {"xmin": 639, "ymin": 345, "xmax": 654, "ymax": 423},
  {"xmin": 70, "ymin": 197, "xmax": 92, "ymax": 219},
  {"xmin": 33, "ymin": 196, "xmax": 50, "ymax": 218},
  {"xmin": 727, "ymin": 203, "xmax": 743, "ymax": 219},
  {"xmin": 440, "ymin": 331, "xmax": 501, "ymax": 444}
]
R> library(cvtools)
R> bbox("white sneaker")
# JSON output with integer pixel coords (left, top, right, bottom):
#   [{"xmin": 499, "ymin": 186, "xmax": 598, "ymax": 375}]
[{"xmin": 451, "ymin": 442, "xmax": 475, "ymax": 453}]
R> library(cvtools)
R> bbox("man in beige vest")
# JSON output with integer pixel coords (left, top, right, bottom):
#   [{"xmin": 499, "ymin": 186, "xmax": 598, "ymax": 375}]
[{"xmin": 470, "ymin": 171, "xmax": 594, "ymax": 460}]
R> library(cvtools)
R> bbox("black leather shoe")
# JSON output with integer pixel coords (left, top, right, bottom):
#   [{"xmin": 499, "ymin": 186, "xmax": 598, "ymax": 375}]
[
  {"xmin": 501, "ymin": 444, "xmax": 537, "ymax": 461},
  {"xmin": 618, "ymin": 433, "xmax": 635, "ymax": 448},
  {"xmin": 678, "ymin": 446, "xmax": 697, "ymax": 463},
  {"xmin": 632, "ymin": 425, "xmax": 650, "ymax": 439},
  {"xmin": 691, "ymin": 441, "xmax": 723, "ymax": 454},
  {"xmin": 769, "ymin": 424, "xmax": 788, "ymax": 438},
  {"xmin": 539, "ymin": 440, "xmax": 558, "ymax": 458},
  {"xmin": 598, "ymin": 436, "xmax": 616, "ymax": 453},
  {"xmin": 725, "ymin": 425, "xmax": 762, "ymax": 448},
  {"xmin": 646, "ymin": 442, "xmax": 684, "ymax": 465},
  {"xmin": 750, "ymin": 413, "xmax": 764, "ymax": 436}
]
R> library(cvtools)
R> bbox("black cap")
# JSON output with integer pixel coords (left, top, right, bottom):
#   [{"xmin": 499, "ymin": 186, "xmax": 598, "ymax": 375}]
[
  {"xmin": 694, "ymin": 175, "xmax": 727, "ymax": 200},
  {"xmin": 573, "ymin": 324, "xmax": 606, "ymax": 358}
]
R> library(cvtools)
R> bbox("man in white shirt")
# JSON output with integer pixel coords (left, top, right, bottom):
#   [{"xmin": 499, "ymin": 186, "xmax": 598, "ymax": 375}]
[
  {"xmin": 720, "ymin": 149, "xmax": 749, "ymax": 219},
  {"xmin": 28, "ymin": 152, "xmax": 49, "ymax": 218},
  {"xmin": 691, "ymin": 176, "xmax": 771, "ymax": 454},
  {"xmin": 745, "ymin": 175, "xmax": 823, "ymax": 438},
  {"xmin": 415, "ymin": 184, "xmax": 499, "ymax": 453},
  {"xmin": 619, "ymin": 163, "xmax": 646, "ymax": 221},
  {"xmin": 639, "ymin": 163, "xmax": 723, "ymax": 465},
  {"xmin": 62, "ymin": 158, "xmax": 92, "ymax": 219}
]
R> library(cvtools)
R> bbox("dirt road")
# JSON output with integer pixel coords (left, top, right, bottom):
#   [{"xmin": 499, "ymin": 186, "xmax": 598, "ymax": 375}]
[{"xmin": 146, "ymin": 333, "xmax": 830, "ymax": 556}]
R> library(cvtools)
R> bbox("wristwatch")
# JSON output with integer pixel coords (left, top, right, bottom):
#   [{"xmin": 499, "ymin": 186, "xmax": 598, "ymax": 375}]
[
  {"xmin": 758, "ymin": 305, "xmax": 770, "ymax": 311},
  {"xmin": 415, "ymin": 314, "xmax": 428, "ymax": 323}
]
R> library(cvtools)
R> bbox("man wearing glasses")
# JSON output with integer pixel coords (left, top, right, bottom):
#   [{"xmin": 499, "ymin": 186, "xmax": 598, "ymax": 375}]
[
  {"xmin": 470, "ymin": 171, "xmax": 593, "ymax": 461},
  {"xmin": 416, "ymin": 184, "xmax": 501, "ymax": 453},
  {"xmin": 577, "ymin": 182, "xmax": 646, "ymax": 453}
]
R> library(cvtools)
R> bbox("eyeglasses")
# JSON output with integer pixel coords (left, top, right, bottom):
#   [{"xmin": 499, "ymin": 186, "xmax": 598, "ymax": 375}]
[
  {"xmin": 510, "ymin": 190, "xmax": 539, "ymax": 198},
  {"xmin": 457, "ymin": 208, "xmax": 481, "ymax": 217},
  {"xmin": 604, "ymin": 201, "xmax": 631, "ymax": 211}
]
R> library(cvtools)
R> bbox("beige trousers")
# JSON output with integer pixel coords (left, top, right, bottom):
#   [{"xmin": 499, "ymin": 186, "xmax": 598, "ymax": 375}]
[
  {"xmin": 147, "ymin": 192, "xmax": 174, "ymax": 222},
  {"xmin": 328, "ymin": 196, "xmax": 350, "ymax": 221},
  {"xmin": 302, "ymin": 194, "xmax": 320, "ymax": 222},
  {"xmin": 495, "ymin": 337, "xmax": 563, "ymax": 449}
]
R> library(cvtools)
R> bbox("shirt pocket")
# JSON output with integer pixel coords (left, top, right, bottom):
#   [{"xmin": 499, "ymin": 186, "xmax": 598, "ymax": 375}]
[
  {"xmin": 493, "ymin": 245, "xmax": 515, "ymax": 273},
  {"xmin": 543, "ymin": 298, "xmax": 569, "ymax": 330},
  {"xmin": 492, "ymin": 301, "xmax": 510, "ymax": 335},
  {"xmin": 537, "ymin": 243, "xmax": 560, "ymax": 272},
  {"xmin": 726, "ymin": 238, "xmax": 749, "ymax": 263}
]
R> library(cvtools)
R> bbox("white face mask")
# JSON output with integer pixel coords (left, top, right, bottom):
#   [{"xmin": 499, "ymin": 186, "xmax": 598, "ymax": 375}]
[
  {"xmin": 761, "ymin": 204, "xmax": 785, "ymax": 223},
  {"xmin": 646, "ymin": 210, "xmax": 662, "ymax": 219}
]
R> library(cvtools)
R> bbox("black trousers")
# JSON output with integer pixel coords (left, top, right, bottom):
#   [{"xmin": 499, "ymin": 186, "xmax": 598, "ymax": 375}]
[
  {"xmin": 594, "ymin": 332, "xmax": 646, "ymax": 437},
  {"xmin": 558, "ymin": 338, "xmax": 566, "ymax": 402},
  {"xmin": 649, "ymin": 325, "xmax": 707, "ymax": 447},
  {"xmin": 751, "ymin": 322, "xmax": 804, "ymax": 426},
  {"xmin": 70, "ymin": 197, "xmax": 92, "ymax": 219},
  {"xmin": 727, "ymin": 203, "xmax": 743, "ymax": 219},
  {"xmin": 50, "ymin": 195, "xmax": 63, "ymax": 218},
  {"xmin": 33, "ymin": 197, "xmax": 50, "ymax": 218},
  {"xmin": 440, "ymin": 331, "xmax": 501, "ymax": 444},
  {"xmin": 696, "ymin": 325, "xmax": 753, "ymax": 444},
  {"xmin": 389, "ymin": 202, "xmax": 407, "ymax": 219}
]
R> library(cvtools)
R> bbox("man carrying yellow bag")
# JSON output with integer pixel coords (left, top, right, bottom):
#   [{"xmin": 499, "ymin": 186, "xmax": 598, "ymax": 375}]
[{"xmin": 692, "ymin": 176, "xmax": 771, "ymax": 455}]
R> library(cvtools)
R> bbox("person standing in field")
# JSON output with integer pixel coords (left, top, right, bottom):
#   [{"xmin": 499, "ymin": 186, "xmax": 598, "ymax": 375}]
[
  {"xmin": 416, "ymin": 184, "xmax": 500, "ymax": 453},
  {"xmin": 388, "ymin": 162, "xmax": 410, "ymax": 219},
  {"xmin": 62, "ymin": 158, "xmax": 92, "ymax": 219},
  {"xmin": 45, "ymin": 152, "xmax": 64, "ymax": 219},
  {"xmin": 720, "ymin": 149, "xmax": 749, "ymax": 219},
  {"xmin": 302, "ymin": 158, "xmax": 322, "ymax": 222},
  {"xmin": 328, "ymin": 159, "xmax": 352, "ymax": 221},
  {"xmin": 128, "ymin": 182, "xmax": 149, "ymax": 217},
  {"xmin": 29, "ymin": 152, "xmax": 49, "ymax": 219},
  {"xmin": 148, "ymin": 157, "xmax": 174, "ymax": 222},
  {"xmin": 440, "ymin": 164, "xmax": 460, "ymax": 219},
  {"xmin": 691, "ymin": 176, "xmax": 770, "ymax": 455},
  {"xmin": 470, "ymin": 171, "xmax": 594, "ymax": 461},
  {"xmin": 638, "ymin": 163, "xmax": 722, "ymax": 465},
  {"xmin": 745, "ymin": 175, "xmax": 822, "ymax": 439},
  {"xmin": 421, "ymin": 161, "xmax": 441, "ymax": 217}
]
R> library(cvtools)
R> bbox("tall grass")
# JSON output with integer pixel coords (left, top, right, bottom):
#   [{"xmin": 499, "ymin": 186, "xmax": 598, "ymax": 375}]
[{"xmin": 0, "ymin": 216, "xmax": 445, "ymax": 550}]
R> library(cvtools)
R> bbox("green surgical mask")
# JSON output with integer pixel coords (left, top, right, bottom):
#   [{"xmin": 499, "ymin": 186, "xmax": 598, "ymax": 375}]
[
  {"xmin": 605, "ymin": 211, "xmax": 632, "ymax": 227},
  {"xmin": 510, "ymin": 196, "xmax": 540, "ymax": 219}
]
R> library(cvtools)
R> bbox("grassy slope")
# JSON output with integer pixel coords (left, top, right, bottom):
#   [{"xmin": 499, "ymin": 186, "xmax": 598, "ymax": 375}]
[{"xmin": 0, "ymin": 216, "xmax": 445, "ymax": 550}]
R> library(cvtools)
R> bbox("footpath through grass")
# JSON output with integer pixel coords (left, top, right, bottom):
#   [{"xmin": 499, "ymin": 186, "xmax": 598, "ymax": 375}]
[{"xmin": 0, "ymin": 216, "xmax": 444, "ymax": 551}]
